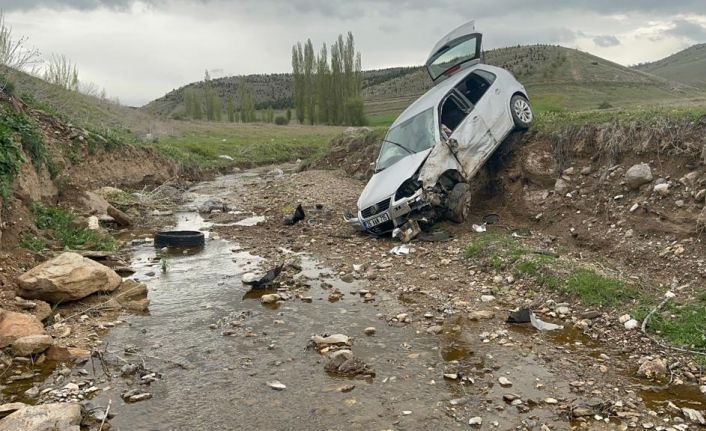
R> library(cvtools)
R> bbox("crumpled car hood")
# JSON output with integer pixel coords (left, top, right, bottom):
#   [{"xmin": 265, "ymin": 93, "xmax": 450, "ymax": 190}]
[{"xmin": 358, "ymin": 149, "xmax": 432, "ymax": 211}]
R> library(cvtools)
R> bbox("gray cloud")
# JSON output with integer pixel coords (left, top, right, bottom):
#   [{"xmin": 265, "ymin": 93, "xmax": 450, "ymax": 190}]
[
  {"xmin": 666, "ymin": 19, "xmax": 706, "ymax": 41},
  {"xmin": 593, "ymin": 35, "xmax": 620, "ymax": 47}
]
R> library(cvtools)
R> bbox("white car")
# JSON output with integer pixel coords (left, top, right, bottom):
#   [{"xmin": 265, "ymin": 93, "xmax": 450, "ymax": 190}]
[{"xmin": 345, "ymin": 21, "xmax": 533, "ymax": 235}]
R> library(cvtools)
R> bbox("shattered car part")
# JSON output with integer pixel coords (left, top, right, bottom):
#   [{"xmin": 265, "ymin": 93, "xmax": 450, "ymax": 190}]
[
  {"xmin": 389, "ymin": 245, "xmax": 410, "ymax": 256},
  {"xmin": 506, "ymin": 309, "xmax": 563, "ymax": 331},
  {"xmin": 392, "ymin": 220, "xmax": 422, "ymax": 243},
  {"xmin": 346, "ymin": 21, "xmax": 532, "ymax": 235},
  {"xmin": 471, "ymin": 224, "xmax": 487, "ymax": 233}
]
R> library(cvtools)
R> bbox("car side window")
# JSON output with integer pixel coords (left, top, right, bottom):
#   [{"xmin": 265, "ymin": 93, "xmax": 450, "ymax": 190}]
[
  {"xmin": 439, "ymin": 91, "xmax": 470, "ymax": 136},
  {"xmin": 457, "ymin": 70, "xmax": 495, "ymax": 105}
]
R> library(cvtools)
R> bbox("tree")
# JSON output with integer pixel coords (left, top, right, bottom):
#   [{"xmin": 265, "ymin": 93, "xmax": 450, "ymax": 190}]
[
  {"xmin": 238, "ymin": 79, "xmax": 255, "ymax": 122},
  {"xmin": 286, "ymin": 108, "xmax": 292, "ymax": 123},
  {"xmin": 266, "ymin": 105, "xmax": 274, "ymax": 123},
  {"xmin": 227, "ymin": 96, "xmax": 235, "ymax": 122},
  {"xmin": 43, "ymin": 54, "xmax": 79, "ymax": 91},
  {"xmin": 291, "ymin": 43, "xmax": 305, "ymax": 124},
  {"xmin": 0, "ymin": 11, "xmax": 41, "ymax": 72},
  {"xmin": 315, "ymin": 43, "xmax": 330, "ymax": 124},
  {"xmin": 303, "ymin": 39, "xmax": 315, "ymax": 125}
]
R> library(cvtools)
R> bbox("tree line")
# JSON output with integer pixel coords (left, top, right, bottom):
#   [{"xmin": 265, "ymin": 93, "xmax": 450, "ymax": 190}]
[
  {"xmin": 182, "ymin": 71, "xmax": 285, "ymax": 123},
  {"xmin": 292, "ymin": 32, "xmax": 367, "ymax": 126}
]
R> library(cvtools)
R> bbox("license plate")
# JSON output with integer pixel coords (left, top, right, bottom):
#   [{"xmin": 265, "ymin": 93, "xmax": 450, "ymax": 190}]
[{"xmin": 366, "ymin": 212, "xmax": 390, "ymax": 228}]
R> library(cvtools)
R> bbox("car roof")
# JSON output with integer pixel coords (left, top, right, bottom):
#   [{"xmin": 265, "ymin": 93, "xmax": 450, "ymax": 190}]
[{"xmin": 390, "ymin": 63, "xmax": 497, "ymax": 129}]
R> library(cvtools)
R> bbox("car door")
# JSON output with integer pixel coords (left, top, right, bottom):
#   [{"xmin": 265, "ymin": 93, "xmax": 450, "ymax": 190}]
[
  {"xmin": 472, "ymin": 69, "xmax": 511, "ymax": 141},
  {"xmin": 426, "ymin": 21, "xmax": 482, "ymax": 85}
]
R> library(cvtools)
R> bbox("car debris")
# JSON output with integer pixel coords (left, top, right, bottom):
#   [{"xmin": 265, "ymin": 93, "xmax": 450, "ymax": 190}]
[
  {"xmin": 471, "ymin": 223, "xmax": 487, "ymax": 233},
  {"xmin": 345, "ymin": 21, "xmax": 532, "ymax": 235},
  {"xmin": 506, "ymin": 309, "xmax": 563, "ymax": 331},
  {"xmin": 242, "ymin": 263, "xmax": 284, "ymax": 289},
  {"xmin": 392, "ymin": 220, "xmax": 421, "ymax": 242},
  {"xmin": 283, "ymin": 204, "xmax": 305, "ymax": 226},
  {"xmin": 389, "ymin": 245, "xmax": 410, "ymax": 256}
]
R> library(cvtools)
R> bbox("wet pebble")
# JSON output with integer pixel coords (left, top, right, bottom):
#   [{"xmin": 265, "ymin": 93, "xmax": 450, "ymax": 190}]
[
  {"xmin": 498, "ymin": 377, "xmax": 512, "ymax": 387},
  {"xmin": 266, "ymin": 380, "xmax": 286, "ymax": 391},
  {"xmin": 469, "ymin": 416, "xmax": 482, "ymax": 427},
  {"xmin": 364, "ymin": 327, "xmax": 376, "ymax": 336}
]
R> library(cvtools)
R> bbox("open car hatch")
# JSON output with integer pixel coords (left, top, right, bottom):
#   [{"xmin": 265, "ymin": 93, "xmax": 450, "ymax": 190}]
[{"xmin": 425, "ymin": 20, "xmax": 483, "ymax": 84}]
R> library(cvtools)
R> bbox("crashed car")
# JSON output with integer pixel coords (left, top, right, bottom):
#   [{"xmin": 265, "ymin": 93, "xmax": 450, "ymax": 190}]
[{"xmin": 345, "ymin": 21, "xmax": 533, "ymax": 235}]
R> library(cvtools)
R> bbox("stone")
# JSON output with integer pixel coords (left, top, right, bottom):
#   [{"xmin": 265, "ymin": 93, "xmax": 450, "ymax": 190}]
[
  {"xmin": 544, "ymin": 397, "xmax": 558, "ymax": 404},
  {"xmin": 11, "ymin": 334, "xmax": 53, "ymax": 356},
  {"xmin": 0, "ymin": 402, "xmax": 81, "ymax": 431},
  {"xmin": 480, "ymin": 295, "xmax": 495, "ymax": 303},
  {"xmin": 498, "ymin": 377, "xmax": 512, "ymax": 387},
  {"xmin": 469, "ymin": 416, "xmax": 482, "ymax": 426},
  {"xmin": 618, "ymin": 314, "xmax": 632, "ymax": 324},
  {"xmin": 637, "ymin": 358, "xmax": 668, "ymax": 379},
  {"xmin": 625, "ymin": 163, "xmax": 653, "ymax": 189},
  {"xmin": 260, "ymin": 294, "xmax": 280, "ymax": 304},
  {"xmin": 426, "ymin": 325, "xmax": 443, "ymax": 335},
  {"xmin": 653, "ymin": 183, "xmax": 670, "ymax": 196},
  {"xmin": 682, "ymin": 407, "xmax": 705, "ymax": 425},
  {"xmin": 113, "ymin": 279, "xmax": 150, "ymax": 312},
  {"xmin": 267, "ymin": 380, "xmax": 286, "ymax": 390},
  {"xmin": 312, "ymin": 334, "xmax": 350, "ymax": 346},
  {"xmin": 581, "ymin": 166, "xmax": 592, "ymax": 175},
  {"xmin": 128, "ymin": 393, "xmax": 152, "ymax": 402},
  {"xmin": 554, "ymin": 178, "xmax": 570, "ymax": 195},
  {"xmin": 0, "ymin": 402, "xmax": 27, "ymax": 419},
  {"xmin": 695, "ymin": 189, "xmax": 706, "ymax": 203},
  {"xmin": 17, "ymin": 252, "xmax": 122, "ymax": 303},
  {"xmin": 364, "ymin": 327, "xmax": 376, "ymax": 336},
  {"xmin": 624, "ymin": 319, "xmax": 639, "ymax": 330},
  {"xmin": 468, "ymin": 310, "xmax": 495, "ymax": 321},
  {"xmin": 556, "ymin": 306, "xmax": 570, "ymax": 315},
  {"xmin": 45, "ymin": 345, "xmax": 90, "ymax": 362},
  {"xmin": 0, "ymin": 310, "xmax": 46, "ymax": 348},
  {"xmin": 698, "ymin": 206, "xmax": 706, "ymax": 231}
]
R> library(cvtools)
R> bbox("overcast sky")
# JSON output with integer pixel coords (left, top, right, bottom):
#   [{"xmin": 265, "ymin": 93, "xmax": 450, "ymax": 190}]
[{"xmin": 4, "ymin": 0, "xmax": 706, "ymax": 106}]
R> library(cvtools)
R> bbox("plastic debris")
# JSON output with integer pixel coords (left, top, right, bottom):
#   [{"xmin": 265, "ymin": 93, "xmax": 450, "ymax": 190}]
[
  {"xmin": 283, "ymin": 204, "xmax": 305, "ymax": 226},
  {"xmin": 390, "ymin": 245, "xmax": 410, "ymax": 256},
  {"xmin": 506, "ymin": 309, "xmax": 563, "ymax": 331},
  {"xmin": 242, "ymin": 263, "xmax": 284, "ymax": 289},
  {"xmin": 471, "ymin": 224, "xmax": 487, "ymax": 233}
]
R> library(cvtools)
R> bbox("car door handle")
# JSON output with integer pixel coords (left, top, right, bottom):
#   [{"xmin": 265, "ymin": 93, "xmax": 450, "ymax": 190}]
[
  {"xmin": 495, "ymin": 88, "xmax": 501, "ymax": 95},
  {"xmin": 473, "ymin": 116, "xmax": 479, "ymax": 121}
]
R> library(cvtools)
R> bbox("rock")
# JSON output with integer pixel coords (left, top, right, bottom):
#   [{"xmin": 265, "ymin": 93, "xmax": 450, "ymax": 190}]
[
  {"xmin": 0, "ymin": 402, "xmax": 81, "ymax": 431},
  {"xmin": 624, "ymin": 319, "xmax": 639, "ymax": 330},
  {"xmin": 554, "ymin": 178, "xmax": 570, "ymax": 195},
  {"xmin": 521, "ymin": 150, "xmax": 557, "ymax": 187},
  {"xmin": 324, "ymin": 350, "xmax": 375, "ymax": 377},
  {"xmin": 468, "ymin": 310, "xmax": 494, "ymax": 321},
  {"xmin": 682, "ymin": 407, "xmax": 706, "ymax": 425},
  {"xmin": 581, "ymin": 166, "xmax": 592, "ymax": 175},
  {"xmin": 480, "ymin": 295, "xmax": 495, "ymax": 303},
  {"xmin": 625, "ymin": 163, "xmax": 653, "ymax": 189},
  {"xmin": 637, "ymin": 358, "xmax": 667, "ymax": 379},
  {"xmin": 267, "ymin": 380, "xmax": 286, "ymax": 391},
  {"xmin": 79, "ymin": 191, "xmax": 110, "ymax": 215},
  {"xmin": 113, "ymin": 279, "xmax": 150, "ymax": 312},
  {"xmin": 11, "ymin": 334, "xmax": 53, "ymax": 356},
  {"xmin": 556, "ymin": 306, "xmax": 570, "ymax": 315},
  {"xmin": 17, "ymin": 252, "xmax": 122, "ymax": 303},
  {"xmin": 198, "ymin": 198, "xmax": 228, "ymax": 213},
  {"xmin": 0, "ymin": 310, "xmax": 46, "ymax": 348},
  {"xmin": 498, "ymin": 377, "xmax": 512, "ymax": 387},
  {"xmin": 695, "ymin": 189, "xmax": 706, "ymax": 203},
  {"xmin": 653, "ymin": 183, "xmax": 670, "ymax": 196},
  {"xmin": 364, "ymin": 327, "xmax": 376, "ymax": 336},
  {"xmin": 618, "ymin": 314, "xmax": 632, "ymax": 324},
  {"xmin": 469, "ymin": 416, "xmax": 483, "ymax": 427},
  {"xmin": 544, "ymin": 397, "xmax": 558, "ymax": 404},
  {"xmin": 260, "ymin": 294, "xmax": 280, "ymax": 304},
  {"xmin": 128, "ymin": 393, "xmax": 152, "ymax": 402},
  {"xmin": 312, "ymin": 334, "xmax": 350, "ymax": 346},
  {"xmin": 340, "ymin": 273, "xmax": 355, "ymax": 283},
  {"xmin": 107, "ymin": 205, "xmax": 132, "ymax": 227},
  {"xmin": 698, "ymin": 207, "xmax": 706, "ymax": 231},
  {"xmin": 45, "ymin": 345, "xmax": 90, "ymax": 362},
  {"xmin": 426, "ymin": 325, "xmax": 443, "ymax": 335},
  {"xmin": 0, "ymin": 402, "xmax": 27, "ymax": 419}
]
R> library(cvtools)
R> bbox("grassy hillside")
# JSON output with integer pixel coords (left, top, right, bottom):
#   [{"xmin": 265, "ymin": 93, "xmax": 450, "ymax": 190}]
[
  {"xmin": 144, "ymin": 45, "xmax": 704, "ymax": 124},
  {"xmin": 0, "ymin": 65, "xmax": 163, "ymax": 138},
  {"xmin": 634, "ymin": 43, "xmax": 706, "ymax": 89},
  {"xmin": 365, "ymin": 45, "xmax": 702, "ymax": 118}
]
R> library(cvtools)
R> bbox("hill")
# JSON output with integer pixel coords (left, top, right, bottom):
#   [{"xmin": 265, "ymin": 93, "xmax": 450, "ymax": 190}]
[
  {"xmin": 144, "ymin": 45, "xmax": 703, "ymax": 121},
  {"xmin": 0, "ymin": 65, "xmax": 164, "ymax": 138},
  {"xmin": 633, "ymin": 43, "xmax": 706, "ymax": 89}
]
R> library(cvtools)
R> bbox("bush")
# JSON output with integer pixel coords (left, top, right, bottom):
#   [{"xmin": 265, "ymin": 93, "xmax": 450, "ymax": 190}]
[
  {"xmin": 0, "ymin": 127, "xmax": 22, "ymax": 201},
  {"xmin": 597, "ymin": 101, "xmax": 613, "ymax": 109},
  {"xmin": 32, "ymin": 204, "xmax": 116, "ymax": 251},
  {"xmin": 274, "ymin": 116, "xmax": 289, "ymax": 126},
  {"xmin": 344, "ymin": 97, "xmax": 368, "ymax": 126},
  {"xmin": 0, "ymin": 74, "xmax": 15, "ymax": 95}
]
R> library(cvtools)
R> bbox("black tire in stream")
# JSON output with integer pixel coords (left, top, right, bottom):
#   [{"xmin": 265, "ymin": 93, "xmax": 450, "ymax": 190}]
[{"xmin": 154, "ymin": 231, "xmax": 205, "ymax": 248}]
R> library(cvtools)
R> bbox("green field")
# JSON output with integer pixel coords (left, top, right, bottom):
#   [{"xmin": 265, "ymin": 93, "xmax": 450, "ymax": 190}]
[{"xmin": 153, "ymin": 122, "xmax": 346, "ymax": 169}]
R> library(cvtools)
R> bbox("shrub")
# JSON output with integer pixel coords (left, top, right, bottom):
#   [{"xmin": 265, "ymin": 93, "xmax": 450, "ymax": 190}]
[{"xmin": 274, "ymin": 116, "xmax": 289, "ymax": 125}]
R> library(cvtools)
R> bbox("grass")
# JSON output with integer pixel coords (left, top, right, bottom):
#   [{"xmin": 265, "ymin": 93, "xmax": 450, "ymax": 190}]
[
  {"xmin": 633, "ymin": 297, "xmax": 706, "ymax": 351},
  {"xmin": 464, "ymin": 232, "xmax": 637, "ymax": 307},
  {"xmin": 153, "ymin": 122, "xmax": 346, "ymax": 169},
  {"xmin": 30, "ymin": 204, "xmax": 116, "ymax": 251},
  {"xmin": 366, "ymin": 112, "xmax": 399, "ymax": 127},
  {"xmin": 19, "ymin": 234, "xmax": 47, "ymax": 252}
]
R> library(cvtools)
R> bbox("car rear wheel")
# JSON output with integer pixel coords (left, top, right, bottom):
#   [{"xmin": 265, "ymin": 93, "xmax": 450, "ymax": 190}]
[
  {"xmin": 446, "ymin": 183, "xmax": 471, "ymax": 223},
  {"xmin": 511, "ymin": 94, "xmax": 533, "ymax": 130}
]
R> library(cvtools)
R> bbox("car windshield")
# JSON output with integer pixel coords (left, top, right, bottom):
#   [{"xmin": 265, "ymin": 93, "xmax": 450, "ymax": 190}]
[
  {"xmin": 427, "ymin": 35, "xmax": 480, "ymax": 81},
  {"xmin": 376, "ymin": 108, "xmax": 436, "ymax": 171}
]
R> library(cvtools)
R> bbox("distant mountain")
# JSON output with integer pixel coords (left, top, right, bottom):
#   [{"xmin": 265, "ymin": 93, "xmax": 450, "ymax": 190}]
[
  {"xmin": 144, "ymin": 44, "xmax": 702, "ymax": 119},
  {"xmin": 633, "ymin": 43, "xmax": 706, "ymax": 89}
]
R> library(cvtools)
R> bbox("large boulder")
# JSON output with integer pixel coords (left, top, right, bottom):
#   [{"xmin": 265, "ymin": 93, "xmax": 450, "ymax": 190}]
[
  {"xmin": 11, "ymin": 334, "xmax": 53, "ymax": 356},
  {"xmin": 17, "ymin": 252, "xmax": 122, "ymax": 303},
  {"xmin": 0, "ymin": 403, "xmax": 81, "ymax": 431},
  {"xmin": 625, "ymin": 163, "xmax": 653, "ymax": 189},
  {"xmin": 0, "ymin": 310, "xmax": 46, "ymax": 348}
]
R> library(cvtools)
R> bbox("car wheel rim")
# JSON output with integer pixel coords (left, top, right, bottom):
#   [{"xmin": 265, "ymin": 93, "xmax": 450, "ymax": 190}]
[{"xmin": 514, "ymin": 99, "xmax": 533, "ymax": 123}]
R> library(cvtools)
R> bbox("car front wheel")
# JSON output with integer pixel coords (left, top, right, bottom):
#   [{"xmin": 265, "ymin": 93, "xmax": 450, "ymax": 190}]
[
  {"xmin": 446, "ymin": 182, "xmax": 471, "ymax": 223},
  {"xmin": 510, "ymin": 94, "xmax": 533, "ymax": 130}
]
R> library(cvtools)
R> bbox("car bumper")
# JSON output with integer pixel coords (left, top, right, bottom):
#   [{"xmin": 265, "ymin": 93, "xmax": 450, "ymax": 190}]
[{"xmin": 346, "ymin": 188, "xmax": 430, "ymax": 235}]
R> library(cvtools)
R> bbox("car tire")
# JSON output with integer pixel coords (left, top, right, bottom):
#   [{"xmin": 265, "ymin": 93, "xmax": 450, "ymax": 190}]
[
  {"xmin": 446, "ymin": 183, "xmax": 471, "ymax": 223},
  {"xmin": 510, "ymin": 94, "xmax": 533, "ymax": 130},
  {"xmin": 154, "ymin": 230, "xmax": 205, "ymax": 248}
]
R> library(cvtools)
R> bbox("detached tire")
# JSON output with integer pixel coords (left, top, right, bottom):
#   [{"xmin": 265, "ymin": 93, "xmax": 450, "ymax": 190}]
[
  {"xmin": 154, "ymin": 231, "xmax": 205, "ymax": 248},
  {"xmin": 446, "ymin": 183, "xmax": 471, "ymax": 223},
  {"xmin": 510, "ymin": 94, "xmax": 533, "ymax": 130}
]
